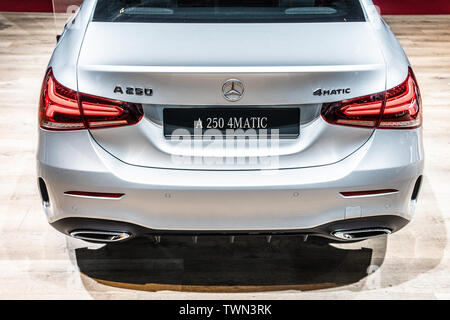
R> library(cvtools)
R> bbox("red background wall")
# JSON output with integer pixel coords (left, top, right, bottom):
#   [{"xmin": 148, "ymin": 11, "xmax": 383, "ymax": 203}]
[
  {"xmin": 0, "ymin": 0, "xmax": 450, "ymax": 14},
  {"xmin": 373, "ymin": 0, "xmax": 450, "ymax": 14},
  {"xmin": 0, "ymin": 0, "xmax": 53, "ymax": 13}
]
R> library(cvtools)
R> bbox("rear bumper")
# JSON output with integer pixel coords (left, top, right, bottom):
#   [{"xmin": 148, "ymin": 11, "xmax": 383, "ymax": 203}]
[
  {"xmin": 37, "ymin": 128, "xmax": 424, "ymax": 236},
  {"xmin": 51, "ymin": 215, "xmax": 410, "ymax": 241}
]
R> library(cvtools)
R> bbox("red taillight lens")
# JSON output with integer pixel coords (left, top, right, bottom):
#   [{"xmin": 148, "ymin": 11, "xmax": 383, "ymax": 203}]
[
  {"xmin": 39, "ymin": 69, "xmax": 143, "ymax": 130},
  {"xmin": 321, "ymin": 67, "xmax": 422, "ymax": 129},
  {"xmin": 321, "ymin": 92, "xmax": 385, "ymax": 128},
  {"xmin": 39, "ymin": 69, "xmax": 85, "ymax": 130},
  {"xmin": 379, "ymin": 69, "xmax": 422, "ymax": 129},
  {"xmin": 79, "ymin": 93, "xmax": 143, "ymax": 129}
]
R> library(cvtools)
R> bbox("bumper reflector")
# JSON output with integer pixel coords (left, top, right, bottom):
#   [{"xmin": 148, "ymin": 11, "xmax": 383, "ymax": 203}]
[
  {"xmin": 64, "ymin": 191, "xmax": 125, "ymax": 199},
  {"xmin": 340, "ymin": 189, "xmax": 399, "ymax": 197}
]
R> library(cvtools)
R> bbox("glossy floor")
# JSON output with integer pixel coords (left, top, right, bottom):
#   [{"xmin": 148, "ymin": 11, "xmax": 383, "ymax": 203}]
[{"xmin": 0, "ymin": 13, "xmax": 449, "ymax": 299}]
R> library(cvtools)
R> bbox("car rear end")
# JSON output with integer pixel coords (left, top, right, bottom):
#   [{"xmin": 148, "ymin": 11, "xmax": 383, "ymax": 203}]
[{"xmin": 37, "ymin": 0, "xmax": 424, "ymax": 243}]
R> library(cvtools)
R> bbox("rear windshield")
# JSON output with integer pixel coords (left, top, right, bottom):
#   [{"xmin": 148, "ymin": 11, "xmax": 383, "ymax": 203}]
[{"xmin": 93, "ymin": 0, "xmax": 366, "ymax": 23}]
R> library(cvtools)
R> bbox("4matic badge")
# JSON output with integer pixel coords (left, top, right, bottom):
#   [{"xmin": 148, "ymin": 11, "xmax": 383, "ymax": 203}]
[{"xmin": 313, "ymin": 88, "xmax": 351, "ymax": 96}]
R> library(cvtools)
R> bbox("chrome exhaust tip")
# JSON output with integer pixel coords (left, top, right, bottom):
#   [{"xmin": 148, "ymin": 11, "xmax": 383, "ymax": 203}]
[
  {"xmin": 331, "ymin": 228, "xmax": 391, "ymax": 241},
  {"xmin": 70, "ymin": 230, "xmax": 131, "ymax": 243}
]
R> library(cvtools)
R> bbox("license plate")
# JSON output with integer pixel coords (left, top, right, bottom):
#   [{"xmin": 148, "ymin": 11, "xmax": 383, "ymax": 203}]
[{"xmin": 163, "ymin": 108, "xmax": 300, "ymax": 138}]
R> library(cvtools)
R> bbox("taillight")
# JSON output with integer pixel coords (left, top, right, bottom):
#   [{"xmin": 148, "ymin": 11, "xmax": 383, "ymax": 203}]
[
  {"xmin": 39, "ymin": 69, "xmax": 143, "ymax": 130},
  {"xmin": 321, "ymin": 67, "xmax": 422, "ymax": 129},
  {"xmin": 39, "ymin": 69, "xmax": 85, "ymax": 130},
  {"xmin": 79, "ymin": 93, "xmax": 143, "ymax": 129},
  {"xmin": 321, "ymin": 92, "xmax": 385, "ymax": 128},
  {"xmin": 379, "ymin": 69, "xmax": 422, "ymax": 129}
]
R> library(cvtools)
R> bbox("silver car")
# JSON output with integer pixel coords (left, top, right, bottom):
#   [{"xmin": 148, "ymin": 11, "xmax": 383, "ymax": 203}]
[{"xmin": 37, "ymin": 0, "xmax": 424, "ymax": 243}]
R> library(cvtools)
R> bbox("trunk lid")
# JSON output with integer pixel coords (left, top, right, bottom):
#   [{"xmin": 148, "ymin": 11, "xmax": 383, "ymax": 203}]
[{"xmin": 78, "ymin": 22, "xmax": 385, "ymax": 170}]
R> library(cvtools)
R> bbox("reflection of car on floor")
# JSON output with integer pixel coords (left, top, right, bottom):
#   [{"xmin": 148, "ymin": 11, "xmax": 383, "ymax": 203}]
[{"xmin": 37, "ymin": 0, "xmax": 423, "ymax": 243}]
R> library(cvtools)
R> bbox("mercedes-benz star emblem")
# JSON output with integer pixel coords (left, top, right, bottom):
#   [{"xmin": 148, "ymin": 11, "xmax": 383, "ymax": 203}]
[{"xmin": 222, "ymin": 79, "xmax": 244, "ymax": 102}]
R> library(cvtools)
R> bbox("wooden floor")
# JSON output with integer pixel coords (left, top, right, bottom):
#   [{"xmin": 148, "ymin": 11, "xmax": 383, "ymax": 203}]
[{"xmin": 0, "ymin": 13, "xmax": 449, "ymax": 299}]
